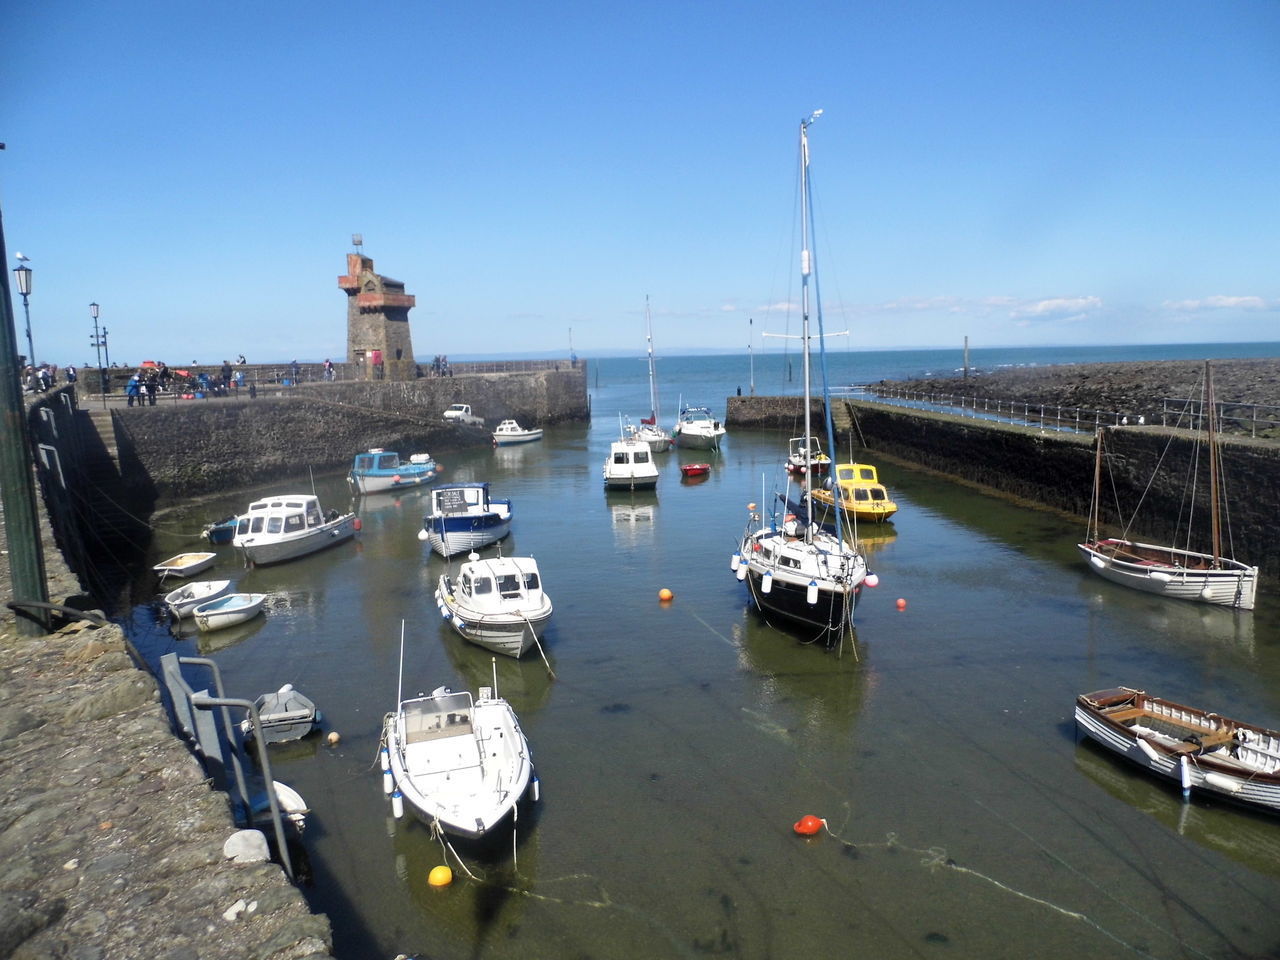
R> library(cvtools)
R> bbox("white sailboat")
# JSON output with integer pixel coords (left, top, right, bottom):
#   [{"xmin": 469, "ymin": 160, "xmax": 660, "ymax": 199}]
[
  {"xmin": 632, "ymin": 296, "xmax": 672, "ymax": 453},
  {"xmin": 1078, "ymin": 361, "xmax": 1258, "ymax": 609},
  {"xmin": 732, "ymin": 111, "xmax": 868, "ymax": 644}
]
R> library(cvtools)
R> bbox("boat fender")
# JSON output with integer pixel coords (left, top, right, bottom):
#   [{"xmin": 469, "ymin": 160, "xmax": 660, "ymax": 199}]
[
  {"xmin": 531, "ymin": 776, "xmax": 540, "ymax": 802},
  {"xmin": 353, "ymin": 517, "xmax": 362, "ymax": 532},
  {"xmin": 381, "ymin": 750, "xmax": 394, "ymax": 795},
  {"xmin": 864, "ymin": 573, "xmax": 880, "ymax": 588},
  {"xmin": 736, "ymin": 563, "xmax": 747, "ymax": 582},
  {"xmin": 1148, "ymin": 571, "xmax": 1173, "ymax": 583},
  {"xmin": 1136, "ymin": 737, "xmax": 1161, "ymax": 762},
  {"xmin": 391, "ymin": 789, "xmax": 404, "ymax": 819},
  {"xmin": 1199, "ymin": 586, "xmax": 1214, "ymax": 601},
  {"xmin": 455, "ymin": 620, "xmax": 467, "ymax": 631},
  {"xmin": 1089, "ymin": 556, "xmax": 1107, "ymax": 570},
  {"xmin": 1204, "ymin": 771, "xmax": 1244, "ymax": 794},
  {"xmin": 761, "ymin": 571, "xmax": 773, "ymax": 594},
  {"xmin": 730, "ymin": 552, "xmax": 741, "ymax": 572},
  {"xmin": 417, "ymin": 529, "xmax": 430, "ymax": 542},
  {"xmin": 1179, "ymin": 755, "xmax": 1191, "ymax": 798},
  {"xmin": 806, "ymin": 580, "xmax": 819, "ymax": 605}
]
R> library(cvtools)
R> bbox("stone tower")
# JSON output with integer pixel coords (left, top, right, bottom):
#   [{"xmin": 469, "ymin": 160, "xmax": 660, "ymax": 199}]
[{"xmin": 337, "ymin": 252, "xmax": 417, "ymax": 381}]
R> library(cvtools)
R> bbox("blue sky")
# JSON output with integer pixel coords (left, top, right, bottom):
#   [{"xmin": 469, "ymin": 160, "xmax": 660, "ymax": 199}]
[{"xmin": 4, "ymin": 0, "xmax": 1278, "ymax": 366}]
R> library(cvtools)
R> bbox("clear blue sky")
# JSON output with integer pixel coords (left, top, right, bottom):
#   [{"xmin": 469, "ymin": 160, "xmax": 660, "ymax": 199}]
[{"xmin": 4, "ymin": 0, "xmax": 1278, "ymax": 366}]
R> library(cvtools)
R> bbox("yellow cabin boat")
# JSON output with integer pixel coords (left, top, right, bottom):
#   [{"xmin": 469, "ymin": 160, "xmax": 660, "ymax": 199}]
[{"xmin": 810, "ymin": 462, "xmax": 898, "ymax": 524}]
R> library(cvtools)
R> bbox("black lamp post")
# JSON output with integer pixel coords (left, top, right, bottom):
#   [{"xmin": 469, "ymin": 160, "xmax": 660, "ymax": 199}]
[
  {"xmin": 12, "ymin": 262, "xmax": 32, "ymax": 368},
  {"xmin": 89, "ymin": 302, "xmax": 110, "ymax": 402}
]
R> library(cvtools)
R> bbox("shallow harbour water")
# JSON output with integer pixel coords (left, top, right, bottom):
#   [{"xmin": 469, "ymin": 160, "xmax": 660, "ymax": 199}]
[{"xmin": 126, "ymin": 351, "xmax": 1280, "ymax": 960}]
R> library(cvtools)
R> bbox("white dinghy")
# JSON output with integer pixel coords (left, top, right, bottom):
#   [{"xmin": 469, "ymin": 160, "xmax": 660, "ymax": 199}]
[{"xmin": 165, "ymin": 579, "xmax": 233, "ymax": 619}]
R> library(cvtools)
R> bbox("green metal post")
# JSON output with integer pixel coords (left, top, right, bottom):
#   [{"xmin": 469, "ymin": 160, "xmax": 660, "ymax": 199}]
[{"xmin": 0, "ymin": 158, "xmax": 51, "ymax": 634}]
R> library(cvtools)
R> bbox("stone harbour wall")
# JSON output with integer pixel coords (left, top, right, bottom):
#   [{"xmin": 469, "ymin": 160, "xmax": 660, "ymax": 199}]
[{"xmin": 0, "ymin": 619, "xmax": 333, "ymax": 960}]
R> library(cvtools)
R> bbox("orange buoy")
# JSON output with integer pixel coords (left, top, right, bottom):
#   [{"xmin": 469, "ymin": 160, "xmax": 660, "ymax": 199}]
[
  {"xmin": 658, "ymin": 588, "xmax": 674, "ymax": 602},
  {"xmin": 326, "ymin": 731, "xmax": 340, "ymax": 746},
  {"xmin": 428, "ymin": 865, "xmax": 453, "ymax": 887},
  {"xmin": 793, "ymin": 814, "xmax": 824, "ymax": 836},
  {"xmin": 747, "ymin": 502, "xmax": 757, "ymax": 511},
  {"xmin": 896, "ymin": 598, "xmax": 907, "ymax": 610}
]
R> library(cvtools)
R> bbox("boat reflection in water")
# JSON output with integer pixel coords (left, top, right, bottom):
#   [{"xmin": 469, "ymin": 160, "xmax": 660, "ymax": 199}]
[
  {"xmin": 607, "ymin": 491, "xmax": 657, "ymax": 546},
  {"xmin": 170, "ymin": 612, "xmax": 268, "ymax": 654},
  {"xmin": 1075, "ymin": 738, "xmax": 1280, "ymax": 879}
]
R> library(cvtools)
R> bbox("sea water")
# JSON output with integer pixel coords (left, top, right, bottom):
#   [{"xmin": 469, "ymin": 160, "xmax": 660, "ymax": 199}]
[{"xmin": 125, "ymin": 340, "xmax": 1280, "ymax": 960}]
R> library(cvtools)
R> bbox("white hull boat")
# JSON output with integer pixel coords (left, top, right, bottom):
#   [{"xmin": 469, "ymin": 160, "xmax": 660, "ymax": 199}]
[
  {"xmin": 348, "ymin": 449, "xmax": 440, "ymax": 495},
  {"xmin": 435, "ymin": 554, "xmax": 553, "ymax": 658},
  {"xmin": 1076, "ymin": 687, "xmax": 1280, "ymax": 814},
  {"xmin": 233, "ymin": 494, "xmax": 359, "ymax": 566},
  {"xmin": 1079, "ymin": 363, "xmax": 1257, "ymax": 611},
  {"xmin": 603, "ymin": 436, "xmax": 659, "ymax": 490},
  {"xmin": 153, "ymin": 552, "xmax": 217, "ymax": 579},
  {"xmin": 165, "ymin": 578, "xmax": 233, "ymax": 619},
  {"xmin": 672, "ymin": 406, "xmax": 725, "ymax": 450},
  {"xmin": 492, "ymin": 420, "xmax": 543, "ymax": 446},
  {"xmin": 381, "ymin": 683, "xmax": 534, "ymax": 839},
  {"xmin": 418, "ymin": 483, "xmax": 513, "ymax": 557},
  {"xmin": 632, "ymin": 296, "xmax": 672, "ymax": 453},
  {"xmin": 194, "ymin": 592, "xmax": 266, "ymax": 631}
]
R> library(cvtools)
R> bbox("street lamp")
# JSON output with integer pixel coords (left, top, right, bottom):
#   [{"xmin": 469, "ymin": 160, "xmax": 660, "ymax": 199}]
[
  {"xmin": 12, "ymin": 261, "xmax": 33, "ymax": 369},
  {"xmin": 89, "ymin": 302, "xmax": 111, "ymax": 403}
]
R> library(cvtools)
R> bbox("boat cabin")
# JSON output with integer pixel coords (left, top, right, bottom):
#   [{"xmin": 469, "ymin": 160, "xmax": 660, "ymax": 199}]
[
  {"xmin": 456, "ymin": 557, "xmax": 543, "ymax": 608},
  {"xmin": 235, "ymin": 495, "xmax": 326, "ymax": 538},
  {"xmin": 430, "ymin": 483, "xmax": 495, "ymax": 514},
  {"xmin": 402, "ymin": 691, "xmax": 475, "ymax": 744},
  {"xmin": 835, "ymin": 463, "xmax": 881, "ymax": 485},
  {"xmin": 611, "ymin": 443, "xmax": 653, "ymax": 468},
  {"xmin": 353, "ymin": 449, "xmax": 402, "ymax": 472}
]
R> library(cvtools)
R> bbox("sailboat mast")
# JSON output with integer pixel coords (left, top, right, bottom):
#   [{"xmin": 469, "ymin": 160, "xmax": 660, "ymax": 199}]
[
  {"xmin": 645, "ymin": 295, "xmax": 659, "ymax": 422},
  {"xmin": 1206, "ymin": 360, "xmax": 1222, "ymax": 565},
  {"xmin": 799, "ymin": 113, "xmax": 817, "ymax": 536}
]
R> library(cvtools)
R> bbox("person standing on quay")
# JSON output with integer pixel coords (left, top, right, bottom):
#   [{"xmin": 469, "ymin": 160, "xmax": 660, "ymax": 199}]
[
  {"xmin": 220, "ymin": 360, "xmax": 232, "ymax": 392},
  {"xmin": 126, "ymin": 373, "xmax": 140, "ymax": 407}
]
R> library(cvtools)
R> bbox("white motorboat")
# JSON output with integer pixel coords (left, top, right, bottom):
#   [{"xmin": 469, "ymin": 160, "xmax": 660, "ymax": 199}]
[
  {"xmin": 153, "ymin": 552, "xmax": 217, "ymax": 579},
  {"xmin": 672, "ymin": 405, "xmax": 725, "ymax": 451},
  {"xmin": 492, "ymin": 420, "xmax": 544, "ymax": 446},
  {"xmin": 381, "ymin": 675, "xmax": 535, "ymax": 840},
  {"xmin": 250, "ymin": 780, "xmax": 310, "ymax": 833},
  {"xmin": 436, "ymin": 553, "xmax": 553, "ymax": 658},
  {"xmin": 232, "ymin": 494, "xmax": 359, "ymax": 566},
  {"xmin": 417, "ymin": 483, "xmax": 513, "ymax": 557},
  {"xmin": 732, "ymin": 111, "xmax": 868, "ymax": 646},
  {"xmin": 240, "ymin": 684, "xmax": 321, "ymax": 744},
  {"xmin": 603, "ymin": 434, "xmax": 659, "ymax": 490},
  {"xmin": 193, "ymin": 592, "xmax": 266, "ymax": 631},
  {"xmin": 165, "ymin": 578, "xmax": 233, "ymax": 619},
  {"xmin": 348, "ymin": 449, "xmax": 440, "ymax": 495}
]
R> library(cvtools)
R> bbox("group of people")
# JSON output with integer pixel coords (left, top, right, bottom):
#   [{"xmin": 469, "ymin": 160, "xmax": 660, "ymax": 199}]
[
  {"xmin": 20, "ymin": 363, "xmax": 73, "ymax": 393},
  {"xmin": 428, "ymin": 355, "xmax": 453, "ymax": 377}
]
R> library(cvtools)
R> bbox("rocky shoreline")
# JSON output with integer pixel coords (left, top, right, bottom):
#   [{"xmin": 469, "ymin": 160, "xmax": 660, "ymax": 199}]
[{"xmin": 871, "ymin": 357, "xmax": 1280, "ymax": 435}]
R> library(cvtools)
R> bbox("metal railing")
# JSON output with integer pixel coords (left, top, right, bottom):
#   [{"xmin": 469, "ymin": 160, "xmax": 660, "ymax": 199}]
[{"xmin": 840, "ymin": 384, "xmax": 1280, "ymax": 438}]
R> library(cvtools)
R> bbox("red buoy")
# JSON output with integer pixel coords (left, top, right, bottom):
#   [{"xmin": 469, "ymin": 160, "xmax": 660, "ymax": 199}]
[
  {"xmin": 793, "ymin": 814, "xmax": 823, "ymax": 836},
  {"xmin": 354, "ymin": 517, "xmax": 363, "ymax": 531}
]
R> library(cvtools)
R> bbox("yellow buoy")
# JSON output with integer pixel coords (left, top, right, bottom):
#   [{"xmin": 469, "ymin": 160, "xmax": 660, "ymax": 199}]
[
  {"xmin": 658, "ymin": 588, "xmax": 674, "ymax": 602},
  {"xmin": 326, "ymin": 731, "xmax": 340, "ymax": 746},
  {"xmin": 428, "ymin": 865, "xmax": 453, "ymax": 887}
]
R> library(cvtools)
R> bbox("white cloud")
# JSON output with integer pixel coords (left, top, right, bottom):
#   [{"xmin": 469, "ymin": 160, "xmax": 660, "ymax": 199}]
[
  {"xmin": 1008, "ymin": 296, "xmax": 1103, "ymax": 320},
  {"xmin": 1162, "ymin": 295, "xmax": 1273, "ymax": 312}
]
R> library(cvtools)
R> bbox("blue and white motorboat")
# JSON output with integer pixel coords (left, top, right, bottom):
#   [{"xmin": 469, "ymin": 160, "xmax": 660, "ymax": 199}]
[
  {"xmin": 202, "ymin": 516, "xmax": 238, "ymax": 545},
  {"xmin": 348, "ymin": 448, "xmax": 440, "ymax": 495},
  {"xmin": 417, "ymin": 482, "xmax": 513, "ymax": 557}
]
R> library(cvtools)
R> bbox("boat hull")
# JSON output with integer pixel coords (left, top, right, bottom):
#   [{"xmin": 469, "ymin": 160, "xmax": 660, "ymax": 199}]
[
  {"xmin": 153, "ymin": 552, "xmax": 217, "ymax": 579},
  {"xmin": 165, "ymin": 579, "xmax": 233, "ymax": 619},
  {"xmin": 1078, "ymin": 539, "xmax": 1258, "ymax": 610},
  {"xmin": 604, "ymin": 474, "xmax": 658, "ymax": 490},
  {"xmin": 493, "ymin": 431, "xmax": 543, "ymax": 446},
  {"xmin": 237, "ymin": 515, "xmax": 359, "ymax": 566},
  {"xmin": 383, "ymin": 694, "xmax": 533, "ymax": 839},
  {"xmin": 443, "ymin": 610, "xmax": 550, "ymax": 658},
  {"xmin": 673, "ymin": 428, "xmax": 722, "ymax": 451},
  {"xmin": 741, "ymin": 564, "xmax": 858, "ymax": 634},
  {"xmin": 1075, "ymin": 688, "xmax": 1280, "ymax": 814},
  {"xmin": 423, "ymin": 514, "xmax": 511, "ymax": 557},
  {"xmin": 194, "ymin": 593, "xmax": 266, "ymax": 631},
  {"xmin": 349, "ymin": 464, "xmax": 439, "ymax": 495}
]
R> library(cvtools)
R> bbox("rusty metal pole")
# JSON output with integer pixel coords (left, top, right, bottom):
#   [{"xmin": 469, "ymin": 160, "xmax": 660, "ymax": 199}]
[{"xmin": 0, "ymin": 146, "xmax": 50, "ymax": 634}]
